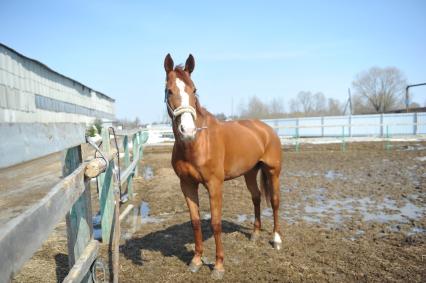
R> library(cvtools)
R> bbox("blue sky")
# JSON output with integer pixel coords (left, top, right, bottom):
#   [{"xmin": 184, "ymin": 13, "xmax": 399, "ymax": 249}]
[{"xmin": 1, "ymin": 1, "xmax": 425, "ymax": 123}]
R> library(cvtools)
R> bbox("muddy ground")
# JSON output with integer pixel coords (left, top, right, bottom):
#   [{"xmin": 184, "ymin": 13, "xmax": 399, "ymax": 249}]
[{"xmin": 13, "ymin": 141, "xmax": 426, "ymax": 282}]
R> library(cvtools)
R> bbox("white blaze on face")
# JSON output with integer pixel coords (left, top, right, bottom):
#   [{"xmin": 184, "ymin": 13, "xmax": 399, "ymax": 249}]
[{"xmin": 176, "ymin": 78, "xmax": 196, "ymax": 138}]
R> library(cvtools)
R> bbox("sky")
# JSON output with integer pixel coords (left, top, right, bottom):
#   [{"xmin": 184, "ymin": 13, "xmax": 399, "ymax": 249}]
[{"xmin": 1, "ymin": 1, "xmax": 425, "ymax": 123}]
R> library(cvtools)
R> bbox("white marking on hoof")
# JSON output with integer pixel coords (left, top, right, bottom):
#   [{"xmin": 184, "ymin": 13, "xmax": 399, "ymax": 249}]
[
  {"xmin": 273, "ymin": 232, "xmax": 282, "ymax": 250},
  {"xmin": 274, "ymin": 232, "xmax": 282, "ymax": 243}
]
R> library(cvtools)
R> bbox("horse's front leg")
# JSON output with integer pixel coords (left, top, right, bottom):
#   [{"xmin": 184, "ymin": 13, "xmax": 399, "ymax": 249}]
[
  {"xmin": 206, "ymin": 178, "xmax": 225, "ymax": 279},
  {"xmin": 180, "ymin": 179, "xmax": 203, "ymax": 272}
]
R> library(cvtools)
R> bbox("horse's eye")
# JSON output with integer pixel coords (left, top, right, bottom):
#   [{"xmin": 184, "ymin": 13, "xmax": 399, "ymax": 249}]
[{"xmin": 193, "ymin": 88, "xmax": 197, "ymax": 94}]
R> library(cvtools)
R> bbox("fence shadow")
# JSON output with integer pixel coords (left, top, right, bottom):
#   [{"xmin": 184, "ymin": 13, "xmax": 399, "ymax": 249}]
[
  {"xmin": 121, "ymin": 219, "xmax": 251, "ymax": 266},
  {"xmin": 54, "ymin": 253, "xmax": 69, "ymax": 282}
]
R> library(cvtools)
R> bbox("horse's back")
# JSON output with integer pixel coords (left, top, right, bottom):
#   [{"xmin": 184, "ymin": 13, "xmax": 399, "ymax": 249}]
[
  {"xmin": 222, "ymin": 119, "xmax": 280, "ymax": 148},
  {"xmin": 219, "ymin": 119, "xmax": 281, "ymax": 178}
]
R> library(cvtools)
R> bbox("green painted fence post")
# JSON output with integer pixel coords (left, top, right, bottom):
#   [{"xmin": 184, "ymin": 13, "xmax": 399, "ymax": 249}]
[
  {"xmin": 64, "ymin": 145, "xmax": 93, "ymax": 282},
  {"xmin": 133, "ymin": 132, "xmax": 140, "ymax": 177},
  {"xmin": 139, "ymin": 131, "xmax": 144, "ymax": 161},
  {"xmin": 99, "ymin": 127, "xmax": 115, "ymax": 243},
  {"xmin": 294, "ymin": 134, "xmax": 300, "ymax": 153}
]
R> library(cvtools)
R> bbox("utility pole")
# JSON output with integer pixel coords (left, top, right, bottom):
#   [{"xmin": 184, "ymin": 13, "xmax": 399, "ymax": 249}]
[
  {"xmin": 344, "ymin": 88, "xmax": 353, "ymax": 115},
  {"xmin": 406, "ymin": 83, "xmax": 426, "ymax": 112}
]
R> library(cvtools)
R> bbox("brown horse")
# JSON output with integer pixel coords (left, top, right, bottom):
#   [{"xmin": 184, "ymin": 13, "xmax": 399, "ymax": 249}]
[{"xmin": 164, "ymin": 54, "xmax": 282, "ymax": 279}]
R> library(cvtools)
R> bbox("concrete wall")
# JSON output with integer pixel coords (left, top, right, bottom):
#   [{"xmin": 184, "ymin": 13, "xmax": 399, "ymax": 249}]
[{"xmin": 0, "ymin": 44, "xmax": 115, "ymax": 124}]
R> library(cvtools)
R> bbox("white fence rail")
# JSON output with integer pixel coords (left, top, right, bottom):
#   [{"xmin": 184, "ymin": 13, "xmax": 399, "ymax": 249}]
[{"xmin": 145, "ymin": 112, "xmax": 426, "ymax": 144}]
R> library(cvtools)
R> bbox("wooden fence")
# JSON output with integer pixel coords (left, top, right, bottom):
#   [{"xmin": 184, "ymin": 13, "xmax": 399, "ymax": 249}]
[{"xmin": 0, "ymin": 124, "xmax": 148, "ymax": 283}]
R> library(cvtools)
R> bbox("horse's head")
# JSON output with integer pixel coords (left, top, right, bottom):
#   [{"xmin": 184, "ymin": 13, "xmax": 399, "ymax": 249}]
[{"xmin": 164, "ymin": 53, "xmax": 198, "ymax": 141}]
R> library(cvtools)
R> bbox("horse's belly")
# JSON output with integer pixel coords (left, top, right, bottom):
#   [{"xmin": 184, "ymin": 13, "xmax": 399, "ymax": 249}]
[{"xmin": 223, "ymin": 147, "xmax": 263, "ymax": 180}]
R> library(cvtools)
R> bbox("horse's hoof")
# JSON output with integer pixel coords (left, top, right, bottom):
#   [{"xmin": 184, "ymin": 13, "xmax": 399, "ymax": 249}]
[
  {"xmin": 273, "ymin": 241, "xmax": 282, "ymax": 250},
  {"xmin": 188, "ymin": 261, "xmax": 203, "ymax": 273},
  {"xmin": 211, "ymin": 268, "xmax": 225, "ymax": 280}
]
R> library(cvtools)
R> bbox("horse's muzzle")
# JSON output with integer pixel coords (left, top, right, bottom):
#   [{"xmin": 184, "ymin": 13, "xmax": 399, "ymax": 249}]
[{"xmin": 178, "ymin": 112, "xmax": 196, "ymax": 140}]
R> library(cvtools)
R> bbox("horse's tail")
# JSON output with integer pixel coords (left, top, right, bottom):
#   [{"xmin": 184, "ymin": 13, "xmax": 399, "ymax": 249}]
[{"xmin": 259, "ymin": 169, "xmax": 271, "ymax": 207}]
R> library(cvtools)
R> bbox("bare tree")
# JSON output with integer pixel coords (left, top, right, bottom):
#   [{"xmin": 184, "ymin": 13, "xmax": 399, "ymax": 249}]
[
  {"xmin": 312, "ymin": 92, "xmax": 326, "ymax": 114},
  {"xmin": 352, "ymin": 67, "xmax": 407, "ymax": 113},
  {"xmin": 289, "ymin": 91, "xmax": 328, "ymax": 116},
  {"xmin": 240, "ymin": 96, "xmax": 269, "ymax": 118},
  {"xmin": 215, "ymin": 113, "xmax": 227, "ymax": 120},
  {"xmin": 269, "ymin": 97, "xmax": 285, "ymax": 118},
  {"xmin": 327, "ymin": 98, "xmax": 343, "ymax": 115}
]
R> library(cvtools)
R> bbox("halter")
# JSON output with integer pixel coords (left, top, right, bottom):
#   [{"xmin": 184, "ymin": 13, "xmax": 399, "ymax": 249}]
[
  {"xmin": 164, "ymin": 88, "xmax": 207, "ymax": 131},
  {"xmin": 164, "ymin": 88, "xmax": 197, "ymax": 120}
]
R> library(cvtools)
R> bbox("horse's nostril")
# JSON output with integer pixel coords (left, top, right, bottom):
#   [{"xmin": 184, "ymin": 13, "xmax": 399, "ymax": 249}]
[{"xmin": 180, "ymin": 124, "xmax": 185, "ymax": 132}]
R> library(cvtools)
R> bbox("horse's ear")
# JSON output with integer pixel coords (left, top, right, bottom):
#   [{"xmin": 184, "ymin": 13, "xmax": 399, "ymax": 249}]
[
  {"xmin": 164, "ymin": 53, "xmax": 174, "ymax": 73},
  {"xmin": 184, "ymin": 54, "xmax": 195, "ymax": 75}
]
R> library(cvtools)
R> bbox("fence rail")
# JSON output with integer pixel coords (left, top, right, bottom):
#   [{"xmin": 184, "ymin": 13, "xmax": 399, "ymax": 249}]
[
  {"xmin": 0, "ymin": 125, "xmax": 148, "ymax": 283},
  {"xmin": 263, "ymin": 112, "xmax": 426, "ymax": 138},
  {"xmin": 144, "ymin": 112, "xmax": 426, "ymax": 145}
]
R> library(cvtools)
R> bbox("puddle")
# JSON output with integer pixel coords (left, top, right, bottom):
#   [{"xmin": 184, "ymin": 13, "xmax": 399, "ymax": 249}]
[
  {"xmin": 407, "ymin": 227, "xmax": 426, "ymax": 235},
  {"xmin": 202, "ymin": 213, "xmax": 211, "ymax": 220},
  {"xmin": 297, "ymin": 194, "xmax": 425, "ymax": 228},
  {"xmin": 92, "ymin": 212, "xmax": 102, "ymax": 240},
  {"xmin": 140, "ymin": 201, "xmax": 162, "ymax": 224},
  {"xmin": 93, "ymin": 228, "xmax": 102, "ymax": 241},
  {"xmin": 286, "ymin": 171, "xmax": 320, "ymax": 178},
  {"xmin": 262, "ymin": 208, "xmax": 273, "ymax": 217},
  {"xmin": 398, "ymin": 144, "xmax": 426, "ymax": 151},
  {"xmin": 93, "ymin": 201, "xmax": 164, "ymax": 241},
  {"xmin": 302, "ymin": 215, "xmax": 321, "ymax": 223},
  {"xmin": 236, "ymin": 214, "xmax": 247, "ymax": 223},
  {"xmin": 348, "ymin": 229, "xmax": 365, "ymax": 241},
  {"xmin": 142, "ymin": 166, "xmax": 154, "ymax": 180},
  {"xmin": 324, "ymin": 170, "xmax": 345, "ymax": 180}
]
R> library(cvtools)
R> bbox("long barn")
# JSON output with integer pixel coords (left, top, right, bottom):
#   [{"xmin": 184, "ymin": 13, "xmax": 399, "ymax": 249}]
[
  {"xmin": 0, "ymin": 43, "xmax": 115, "ymax": 168},
  {"xmin": 0, "ymin": 43, "xmax": 115, "ymax": 123}
]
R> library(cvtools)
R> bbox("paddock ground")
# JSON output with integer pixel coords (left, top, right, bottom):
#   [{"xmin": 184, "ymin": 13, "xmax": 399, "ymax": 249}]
[{"xmin": 12, "ymin": 141, "xmax": 426, "ymax": 282}]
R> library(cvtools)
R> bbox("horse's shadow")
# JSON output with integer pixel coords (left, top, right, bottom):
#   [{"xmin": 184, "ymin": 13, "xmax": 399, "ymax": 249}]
[{"xmin": 121, "ymin": 219, "xmax": 251, "ymax": 266}]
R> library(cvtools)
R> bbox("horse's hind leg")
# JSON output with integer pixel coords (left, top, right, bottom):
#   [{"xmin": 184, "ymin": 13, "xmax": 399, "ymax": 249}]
[
  {"xmin": 261, "ymin": 164, "xmax": 282, "ymax": 250},
  {"xmin": 243, "ymin": 167, "xmax": 262, "ymax": 241}
]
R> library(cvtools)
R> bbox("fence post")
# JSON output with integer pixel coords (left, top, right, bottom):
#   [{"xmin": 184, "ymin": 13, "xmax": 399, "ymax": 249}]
[
  {"xmin": 341, "ymin": 126, "xmax": 346, "ymax": 152},
  {"xmin": 321, "ymin": 116, "xmax": 324, "ymax": 137},
  {"xmin": 413, "ymin": 112, "xmax": 418, "ymax": 135},
  {"xmin": 349, "ymin": 115, "xmax": 352, "ymax": 137},
  {"xmin": 99, "ymin": 128, "xmax": 115, "ymax": 243},
  {"xmin": 123, "ymin": 135, "xmax": 134, "ymax": 199},
  {"xmin": 64, "ymin": 145, "xmax": 93, "ymax": 283},
  {"xmin": 380, "ymin": 113, "xmax": 384, "ymax": 137},
  {"xmin": 132, "ymin": 132, "xmax": 140, "ymax": 177}
]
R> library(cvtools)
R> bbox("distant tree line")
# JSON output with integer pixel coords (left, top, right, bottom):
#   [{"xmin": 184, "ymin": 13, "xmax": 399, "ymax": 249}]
[{"xmin": 215, "ymin": 66, "xmax": 416, "ymax": 120}]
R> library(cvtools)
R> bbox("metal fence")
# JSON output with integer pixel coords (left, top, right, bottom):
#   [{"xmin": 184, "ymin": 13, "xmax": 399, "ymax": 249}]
[
  {"xmin": 145, "ymin": 112, "xmax": 426, "ymax": 145},
  {"xmin": 263, "ymin": 112, "xmax": 426, "ymax": 138}
]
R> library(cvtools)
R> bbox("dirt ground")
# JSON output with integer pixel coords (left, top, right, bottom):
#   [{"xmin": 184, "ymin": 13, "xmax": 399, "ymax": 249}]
[{"xmin": 13, "ymin": 141, "xmax": 426, "ymax": 282}]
